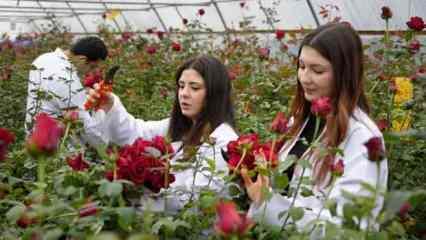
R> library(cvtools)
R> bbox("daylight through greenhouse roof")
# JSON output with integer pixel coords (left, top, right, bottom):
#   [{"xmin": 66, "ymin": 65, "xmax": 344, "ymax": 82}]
[{"xmin": 0, "ymin": 0, "xmax": 425, "ymax": 35}]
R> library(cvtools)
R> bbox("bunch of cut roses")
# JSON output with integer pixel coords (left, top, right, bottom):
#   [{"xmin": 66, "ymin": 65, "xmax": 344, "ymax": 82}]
[
  {"xmin": 109, "ymin": 136, "xmax": 176, "ymax": 193},
  {"xmin": 226, "ymin": 133, "xmax": 279, "ymax": 173}
]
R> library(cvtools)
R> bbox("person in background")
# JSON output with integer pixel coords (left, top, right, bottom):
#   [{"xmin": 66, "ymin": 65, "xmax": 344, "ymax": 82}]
[{"xmin": 26, "ymin": 36, "xmax": 109, "ymax": 147}]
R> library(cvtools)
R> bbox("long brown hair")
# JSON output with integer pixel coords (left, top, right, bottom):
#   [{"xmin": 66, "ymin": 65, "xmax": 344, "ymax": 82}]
[
  {"xmin": 289, "ymin": 23, "xmax": 370, "ymax": 185},
  {"xmin": 168, "ymin": 56, "xmax": 235, "ymax": 146}
]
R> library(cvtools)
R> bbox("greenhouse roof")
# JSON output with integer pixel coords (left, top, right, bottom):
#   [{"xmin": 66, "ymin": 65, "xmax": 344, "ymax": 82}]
[{"xmin": 0, "ymin": 0, "xmax": 425, "ymax": 35}]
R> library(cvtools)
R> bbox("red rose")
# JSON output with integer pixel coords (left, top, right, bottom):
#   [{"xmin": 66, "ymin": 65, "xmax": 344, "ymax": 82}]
[
  {"xmin": 146, "ymin": 28, "xmax": 154, "ymax": 34},
  {"xmin": 182, "ymin": 18, "xmax": 188, "ymax": 25},
  {"xmin": 171, "ymin": 42, "xmax": 182, "ymax": 52},
  {"xmin": 146, "ymin": 46, "xmax": 157, "ymax": 55},
  {"xmin": 388, "ymin": 80, "xmax": 397, "ymax": 93},
  {"xmin": 67, "ymin": 153, "xmax": 89, "ymax": 171},
  {"xmin": 63, "ymin": 110, "xmax": 79, "ymax": 124},
  {"xmin": 83, "ymin": 69, "xmax": 103, "ymax": 88},
  {"xmin": 115, "ymin": 137, "xmax": 175, "ymax": 191},
  {"xmin": 228, "ymin": 70, "xmax": 237, "ymax": 81},
  {"xmin": 215, "ymin": 201, "xmax": 253, "ymax": 236},
  {"xmin": 26, "ymin": 113, "xmax": 64, "ymax": 158},
  {"xmin": 105, "ymin": 170, "xmax": 114, "ymax": 181},
  {"xmin": 280, "ymin": 43, "xmax": 289, "ymax": 52},
  {"xmin": 198, "ymin": 8, "xmax": 205, "ymax": 16},
  {"xmin": 406, "ymin": 16, "xmax": 425, "ymax": 31},
  {"xmin": 0, "ymin": 65, "xmax": 12, "ymax": 81},
  {"xmin": 275, "ymin": 29, "xmax": 285, "ymax": 40},
  {"xmin": 16, "ymin": 213, "xmax": 37, "ymax": 228},
  {"xmin": 311, "ymin": 96, "xmax": 332, "ymax": 118},
  {"xmin": 228, "ymin": 134, "xmax": 259, "ymax": 155},
  {"xmin": 270, "ymin": 112, "xmax": 289, "ymax": 134},
  {"xmin": 398, "ymin": 202, "xmax": 411, "ymax": 219},
  {"xmin": 121, "ymin": 31, "xmax": 133, "ymax": 41},
  {"xmin": 232, "ymin": 38, "xmax": 241, "ymax": 46},
  {"xmin": 79, "ymin": 202, "xmax": 99, "ymax": 217},
  {"xmin": 408, "ymin": 39, "xmax": 421, "ymax": 54},
  {"xmin": 381, "ymin": 6, "xmax": 392, "ymax": 20},
  {"xmin": 151, "ymin": 136, "xmax": 174, "ymax": 155},
  {"xmin": 144, "ymin": 168, "xmax": 175, "ymax": 193},
  {"xmin": 257, "ymin": 47, "xmax": 270, "ymax": 59},
  {"xmin": 227, "ymin": 134, "xmax": 260, "ymax": 170},
  {"xmin": 364, "ymin": 137, "xmax": 385, "ymax": 162},
  {"xmin": 156, "ymin": 31, "xmax": 165, "ymax": 40},
  {"xmin": 330, "ymin": 158, "xmax": 344, "ymax": 177},
  {"xmin": 376, "ymin": 119, "xmax": 389, "ymax": 132},
  {"xmin": 0, "ymin": 128, "xmax": 15, "ymax": 161},
  {"xmin": 253, "ymin": 143, "xmax": 278, "ymax": 168}
]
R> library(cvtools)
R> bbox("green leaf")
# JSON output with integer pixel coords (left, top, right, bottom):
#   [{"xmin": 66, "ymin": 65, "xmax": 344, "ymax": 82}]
[
  {"xmin": 386, "ymin": 221, "xmax": 406, "ymax": 236},
  {"xmin": 44, "ymin": 228, "xmax": 64, "ymax": 240},
  {"xmin": 206, "ymin": 158, "xmax": 216, "ymax": 172},
  {"xmin": 98, "ymin": 181, "xmax": 123, "ymax": 198},
  {"xmin": 342, "ymin": 203, "xmax": 356, "ymax": 221},
  {"xmin": 273, "ymin": 174, "xmax": 288, "ymax": 190},
  {"xmin": 199, "ymin": 193, "xmax": 217, "ymax": 211},
  {"xmin": 88, "ymin": 233, "xmax": 120, "ymax": 240},
  {"xmin": 300, "ymin": 186, "xmax": 313, "ymax": 197},
  {"xmin": 128, "ymin": 234, "xmax": 158, "ymax": 240},
  {"xmin": 151, "ymin": 217, "xmax": 173, "ymax": 234},
  {"xmin": 408, "ymin": 190, "xmax": 426, "ymax": 208},
  {"xmin": 289, "ymin": 207, "xmax": 304, "ymax": 222},
  {"xmin": 6, "ymin": 204, "xmax": 25, "ymax": 223},
  {"xmin": 117, "ymin": 207, "xmax": 136, "ymax": 231},
  {"xmin": 279, "ymin": 155, "xmax": 297, "ymax": 172},
  {"xmin": 325, "ymin": 199, "xmax": 337, "ymax": 217}
]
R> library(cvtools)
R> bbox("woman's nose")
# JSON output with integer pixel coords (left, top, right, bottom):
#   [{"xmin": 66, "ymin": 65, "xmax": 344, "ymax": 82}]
[
  {"xmin": 180, "ymin": 85, "xmax": 190, "ymax": 98},
  {"xmin": 299, "ymin": 69, "xmax": 311, "ymax": 84}
]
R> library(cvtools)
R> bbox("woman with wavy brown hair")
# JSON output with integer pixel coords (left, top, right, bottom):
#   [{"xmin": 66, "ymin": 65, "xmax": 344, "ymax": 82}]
[
  {"xmin": 242, "ymin": 22, "xmax": 388, "ymax": 229},
  {"xmin": 87, "ymin": 55, "xmax": 237, "ymax": 212}
]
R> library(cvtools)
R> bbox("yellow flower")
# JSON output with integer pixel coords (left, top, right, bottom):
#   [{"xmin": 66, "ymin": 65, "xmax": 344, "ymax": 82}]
[
  {"xmin": 393, "ymin": 77, "xmax": 413, "ymax": 105},
  {"xmin": 105, "ymin": 10, "xmax": 121, "ymax": 21},
  {"xmin": 392, "ymin": 115, "xmax": 411, "ymax": 132},
  {"xmin": 391, "ymin": 100, "xmax": 412, "ymax": 132}
]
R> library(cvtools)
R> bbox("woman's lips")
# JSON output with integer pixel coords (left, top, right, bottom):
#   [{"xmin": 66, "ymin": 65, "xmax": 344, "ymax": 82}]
[{"xmin": 180, "ymin": 102, "xmax": 191, "ymax": 109}]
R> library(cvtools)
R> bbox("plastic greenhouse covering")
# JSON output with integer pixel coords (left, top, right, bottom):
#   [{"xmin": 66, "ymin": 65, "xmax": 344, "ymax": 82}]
[{"xmin": 0, "ymin": 0, "xmax": 425, "ymax": 37}]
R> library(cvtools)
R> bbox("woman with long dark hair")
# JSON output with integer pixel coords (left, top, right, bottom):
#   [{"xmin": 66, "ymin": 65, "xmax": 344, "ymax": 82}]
[
  {"xmin": 88, "ymin": 55, "xmax": 237, "ymax": 211},
  {"xmin": 242, "ymin": 23, "xmax": 388, "ymax": 228}
]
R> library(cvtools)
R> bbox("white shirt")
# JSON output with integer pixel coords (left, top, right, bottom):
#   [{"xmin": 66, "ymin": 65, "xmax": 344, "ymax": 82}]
[
  {"xmin": 100, "ymin": 94, "xmax": 239, "ymax": 212},
  {"xmin": 248, "ymin": 108, "xmax": 388, "ymax": 229},
  {"xmin": 25, "ymin": 48, "xmax": 107, "ymax": 146}
]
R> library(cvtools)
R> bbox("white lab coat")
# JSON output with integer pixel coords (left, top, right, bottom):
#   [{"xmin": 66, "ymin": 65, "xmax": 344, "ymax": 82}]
[
  {"xmin": 100, "ymin": 94, "xmax": 239, "ymax": 212},
  {"xmin": 25, "ymin": 48, "xmax": 107, "ymax": 146},
  {"xmin": 248, "ymin": 108, "xmax": 388, "ymax": 230}
]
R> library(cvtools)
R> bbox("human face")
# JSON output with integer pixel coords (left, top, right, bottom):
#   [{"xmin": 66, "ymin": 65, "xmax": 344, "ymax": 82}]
[
  {"xmin": 298, "ymin": 46, "xmax": 334, "ymax": 102},
  {"xmin": 178, "ymin": 69, "xmax": 207, "ymax": 122},
  {"xmin": 71, "ymin": 55, "xmax": 100, "ymax": 77}
]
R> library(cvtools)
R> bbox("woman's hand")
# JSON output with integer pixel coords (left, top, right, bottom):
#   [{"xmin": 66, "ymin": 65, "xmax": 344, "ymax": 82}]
[
  {"xmin": 86, "ymin": 83, "xmax": 114, "ymax": 112},
  {"xmin": 241, "ymin": 168, "xmax": 270, "ymax": 206}
]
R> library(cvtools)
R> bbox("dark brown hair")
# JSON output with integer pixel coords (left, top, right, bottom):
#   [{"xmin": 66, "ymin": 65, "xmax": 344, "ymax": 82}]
[{"xmin": 168, "ymin": 56, "xmax": 235, "ymax": 145}]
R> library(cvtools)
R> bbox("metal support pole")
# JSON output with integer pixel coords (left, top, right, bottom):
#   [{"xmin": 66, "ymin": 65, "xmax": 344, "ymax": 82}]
[
  {"xmin": 147, "ymin": 0, "xmax": 168, "ymax": 32},
  {"xmin": 306, "ymin": 0, "xmax": 320, "ymax": 27},
  {"xmin": 65, "ymin": 1, "xmax": 88, "ymax": 33}
]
